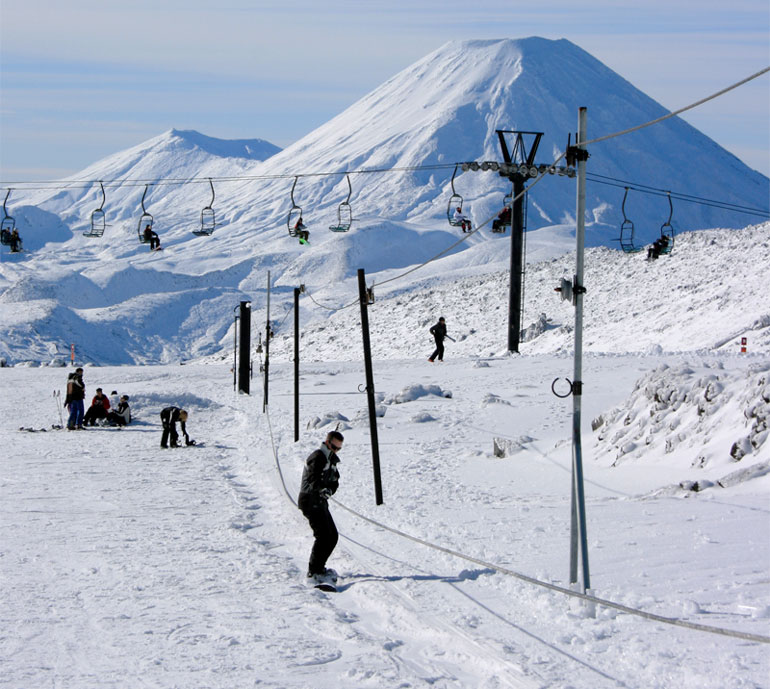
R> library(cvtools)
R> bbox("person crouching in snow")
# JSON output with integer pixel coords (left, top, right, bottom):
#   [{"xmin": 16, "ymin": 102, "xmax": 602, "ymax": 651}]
[{"xmin": 160, "ymin": 406, "xmax": 194, "ymax": 447}]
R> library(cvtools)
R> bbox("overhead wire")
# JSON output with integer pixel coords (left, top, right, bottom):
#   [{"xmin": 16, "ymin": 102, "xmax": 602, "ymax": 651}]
[
  {"xmin": 582, "ymin": 66, "xmax": 770, "ymax": 148},
  {"xmin": 0, "ymin": 162, "xmax": 462, "ymax": 191},
  {"xmin": 585, "ymin": 173, "xmax": 769, "ymax": 218}
]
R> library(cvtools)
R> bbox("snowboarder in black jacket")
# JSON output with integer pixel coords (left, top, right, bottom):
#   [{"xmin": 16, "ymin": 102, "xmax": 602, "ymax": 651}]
[
  {"xmin": 298, "ymin": 431, "xmax": 343, "ymax": 583},
  {"xmin": 160, "ymin": 406, "xmax": 193, "ymax": 448},
  {"xmin": 428, "ymin": 316, "xmax": 447, "ymax": 362}
]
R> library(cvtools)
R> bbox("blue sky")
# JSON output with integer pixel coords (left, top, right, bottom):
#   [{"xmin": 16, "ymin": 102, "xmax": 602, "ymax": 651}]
[{"xmin": 1, "ymin": 0, "xmax": 768, "ymax": 180}]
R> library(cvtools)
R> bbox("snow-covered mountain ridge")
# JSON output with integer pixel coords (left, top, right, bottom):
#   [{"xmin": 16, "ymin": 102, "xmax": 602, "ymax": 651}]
[
  {"xmin": 1, "ymin": 38, "xmax": 768, "ymax": 365},
  {"xmin": 2, "ymin": 221, "xmax": 768, "ymax": 367},
  {"xmin": 265, "ymin": 222, "xmax": 770, "ymax": 364}
]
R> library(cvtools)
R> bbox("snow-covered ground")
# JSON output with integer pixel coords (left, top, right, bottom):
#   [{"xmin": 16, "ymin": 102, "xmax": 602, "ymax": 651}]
[
  {"xmin": 2, "ymin": 350, "xmax": 768, "ymax": 688},
  {"xmin": 2, "ymin": 32, "xmax": 768, "ymax": 688}
]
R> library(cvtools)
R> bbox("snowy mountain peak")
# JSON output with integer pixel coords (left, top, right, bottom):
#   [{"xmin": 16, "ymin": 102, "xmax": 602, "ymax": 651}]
[
  {"xmin": 162, "ymin": 129, "xmax": 281, "ymax": 161},
  {"xmin": 258, "ymin": 36, "xmax": 767, "ymax": 239}
]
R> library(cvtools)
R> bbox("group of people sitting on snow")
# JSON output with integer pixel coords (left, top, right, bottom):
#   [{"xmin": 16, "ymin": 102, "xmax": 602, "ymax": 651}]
[
  {"xmin": 82, "ymin": 387, "xmax": 132, "ymax": 427},
  {"xmin": 64, "ymin": 371, "xmax": 195, "ymax": 447}
]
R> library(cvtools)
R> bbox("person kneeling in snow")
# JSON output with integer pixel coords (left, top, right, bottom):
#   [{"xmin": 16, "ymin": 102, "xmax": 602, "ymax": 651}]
[{"xmin": 160, "ymin": 406, "xmax": 194, "ymax": 447}]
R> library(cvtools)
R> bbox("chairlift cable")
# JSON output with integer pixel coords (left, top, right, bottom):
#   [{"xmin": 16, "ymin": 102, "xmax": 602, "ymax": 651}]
[
  {"xmin": 581, "ymin": 66, "xmax": 770, "ymax": 148},
  {"xmin": 586, "ymin": 173, "xmax": 769, "ymax": 217}
]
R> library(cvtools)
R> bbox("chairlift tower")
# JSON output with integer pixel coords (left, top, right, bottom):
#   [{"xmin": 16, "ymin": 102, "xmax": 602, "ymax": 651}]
[{"xmin": 495, "ymin": 130, "xmax": 543, "ymax": 352}]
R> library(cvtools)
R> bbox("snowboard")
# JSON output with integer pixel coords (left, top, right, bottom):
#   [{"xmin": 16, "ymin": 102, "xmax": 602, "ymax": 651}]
[
  {"xmin": 314, "ymin": 581, "xmax": 337, "ymax": 592},
  {"xmin": 19, "ymin": 425, "xmax": 63, "ymax": 432},
  {"xmin": 163, "ymin": 440, "xmax": 202, "ymax": 448},
  {"xmin": 304, "ymin": 572, "xmax": 338, "ymax": 592}
]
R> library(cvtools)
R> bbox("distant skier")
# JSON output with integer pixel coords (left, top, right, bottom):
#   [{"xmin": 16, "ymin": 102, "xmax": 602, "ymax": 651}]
[
  {"xmin": 298, "ymin": 430, "xmax": 344, "ymax": 589},
  {"xmin": 143, "ymin": 224, "xmax": 161, "ymax": 251},
  {"xmin": 160, "ymin": 406, "xmax": 194, "ymax": 448},
  {"xmin": 65, "ymin": 367, "xmax": 86, "ymax": 430},
  {"xmin": 428, "ymin": 316, "xmax": 450, "ymax": 362},
  {"xmin": 452, "ymin": 206, "xmax": 471, "ymax": 232}
]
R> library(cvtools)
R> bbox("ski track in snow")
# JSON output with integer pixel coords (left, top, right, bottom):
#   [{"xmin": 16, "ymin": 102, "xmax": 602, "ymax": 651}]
[{"xmin": 3, "ymin": 357, "xmax": 767, "ymax": 688}]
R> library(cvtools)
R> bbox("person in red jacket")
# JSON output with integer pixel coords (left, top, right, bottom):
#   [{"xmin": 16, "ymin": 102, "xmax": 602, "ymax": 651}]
[{"xmin": 83, "ymin": 387, "xmax": 111, "ymax": 426}]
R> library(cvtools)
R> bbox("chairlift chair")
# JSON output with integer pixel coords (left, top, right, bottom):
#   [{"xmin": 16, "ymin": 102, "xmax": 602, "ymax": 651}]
[
  {"xmin": 137, "ymin": 184, "xmax": 154, "ymax": 243},
  {"xmin": 84, "ymin": 182, "xmax": 107, "ymax": 238},
  {"xmin": 193, "ymin": 178, "xmax": 216, "ymax": 236},
  {"xmin": 1, "ymin": 188, "xmax": 16, "ymax": 240},
  {"xmin": 446, "ymin": 165, "xmax": 467, "ymax": 231},
  {"xmin": 329, "ymin": 174, "xmax": 353, "ymax": 232},
  {"xmin": 617, "ymin": 187, "xmax": 642, "ymax": 253},
  {"xmin": 658, "ymin": 192, "xmax": 675, "ymax": 255},
  {"xmin": 287, "ymin": 177, "xmax": 303, "ymax": 238}
]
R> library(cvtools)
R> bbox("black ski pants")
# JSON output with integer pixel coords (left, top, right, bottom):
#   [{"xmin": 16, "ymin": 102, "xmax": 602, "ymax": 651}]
[
  {"xmin": 160, "ymin": 409, "xmax": 179, "ymax": 447},
  {"xmin": 298, "ymin": 493, "xmax": 338, "ymax": 575},
  {"xmin": 84, "ymin": 405, "xmax": 107, "ymax": 426},
  {"xmin": 429, "ymin": 337, "xmax": 445, "ymax": 362}
]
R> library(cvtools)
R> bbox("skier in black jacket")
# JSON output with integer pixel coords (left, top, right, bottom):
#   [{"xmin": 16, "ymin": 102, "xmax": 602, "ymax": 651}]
[
  {"xmin": 428, "ymin": 316, "xmax": 447, "ymax": 362},
  {"xmin": 160, "ymin": 406, "xmax": 194, "ymax": 448},
  {"xmin": 298, "ymin": 431, "xmax": 343, "ymax": 584}
]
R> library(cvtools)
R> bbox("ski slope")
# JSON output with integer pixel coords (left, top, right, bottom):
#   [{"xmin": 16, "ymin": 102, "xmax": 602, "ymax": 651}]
[{"xmin": 2, "ymin": 351, "xmax": 768, "ymax": 688}]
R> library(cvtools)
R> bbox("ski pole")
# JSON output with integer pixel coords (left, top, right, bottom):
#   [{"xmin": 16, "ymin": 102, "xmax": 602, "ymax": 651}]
[{"xmin": 53, "ymin": 390, "xmax": 63, "ymax": 427}]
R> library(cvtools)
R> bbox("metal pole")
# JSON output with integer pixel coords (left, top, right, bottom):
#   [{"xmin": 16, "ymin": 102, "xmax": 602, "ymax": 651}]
[
  {"xmin": 294, "ymin": 286, "xmax": 300, "ymax": 442},
  {"xmin": 233, "ymin": 307, "xmax": 239, "ymax": 392},
  {"xmin": 263, "ymin": 271, "xmax": 271, "ymax": 412},
  {"xmin": 508, "ymin": 174, "xmax": 525, "ymax": 352},
  {"xmin": 357, "ymin": 269, "xmax": 384, "ymax": 505},
  {"xmin": 238, "ymin": 301, "xmax": 251, "ymax": 395},
  {"xmin": 569, "ymin": 106, "xmax": 591, "ymax": 591}
]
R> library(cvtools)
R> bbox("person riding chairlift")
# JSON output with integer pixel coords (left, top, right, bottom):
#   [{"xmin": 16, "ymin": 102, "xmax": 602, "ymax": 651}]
[
  {"xmin": 143, "ymin": 224, "xmax": 161, "ymax": 250},
  {"xmin": 295, "ymin": 215, "xmax": 309, "ymax": 245},
  {"xmin": 452, "ymin": 207, "xmax": 471, "ymax": 232},
  {"xmin": 9, "ymin": 228, "xmax": 21, "ymax": 253},
  {"xmin": 492, "ymin": 206, "xmax": 511, "ymax": 231}
]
